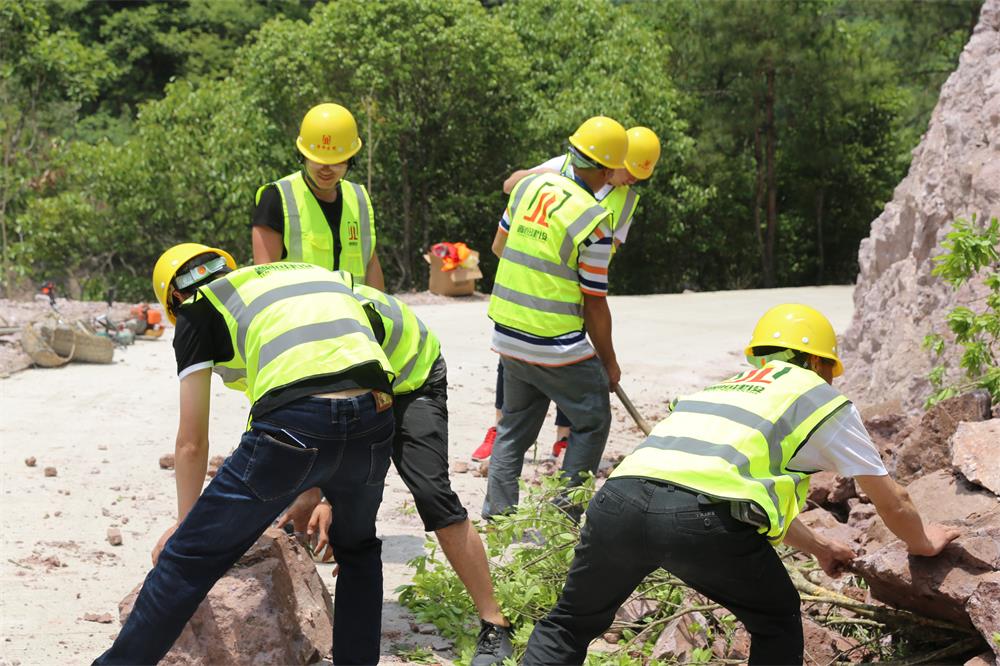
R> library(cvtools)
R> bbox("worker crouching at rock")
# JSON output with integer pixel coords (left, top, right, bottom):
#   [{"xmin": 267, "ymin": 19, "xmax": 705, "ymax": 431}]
[
  {"xmin": 279, "ymin": 283, "xmax": 515, "ymax": 665},
  {"xmin": 522, "ymin": 304, "xmax": 961, "ymax": 666},
  {"xmin": 94, "ymin": 245, "xmax": 396, "ymax": 665}
]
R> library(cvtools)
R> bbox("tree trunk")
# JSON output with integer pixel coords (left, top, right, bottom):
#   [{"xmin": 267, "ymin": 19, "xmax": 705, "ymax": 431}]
[
  {"xmin": 763, "ymin": 64, "xmax": 778, "ymax": 288},
  {"xmin": 815, "ymin": 187, "xmax": 825, "ymax": 284},
  {"xmin": 400, "ymin": 153, "xmax": 413, "ymax": 289},
  {"xmin": 752, "ymin": 124, "xmax": 767, "ymax": 283}
]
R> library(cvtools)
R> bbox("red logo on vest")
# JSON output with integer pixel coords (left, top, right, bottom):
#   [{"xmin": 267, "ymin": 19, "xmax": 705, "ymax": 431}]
[
  {"xmin": 724, "ymin": 367, "xmax": 774, "ymax": 384},
  {"xmin": 524, "ymin": 192, "xmax": 557, "ymax": 228}
]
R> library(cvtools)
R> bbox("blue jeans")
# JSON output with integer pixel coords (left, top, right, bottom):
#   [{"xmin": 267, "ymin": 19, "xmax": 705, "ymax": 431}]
[{"xmin": 94, "ymin": 392, "xmax": 395, "ymax": 666}]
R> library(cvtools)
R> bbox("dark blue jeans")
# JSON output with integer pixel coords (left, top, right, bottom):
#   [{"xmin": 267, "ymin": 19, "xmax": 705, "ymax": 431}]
[
  {"xmin": 523, "ymin": 477, "xmax": 803, "ymax": 666},
  {"xmin": 94, "ymin": 392, "xmax": 394, "ymax": 666}
]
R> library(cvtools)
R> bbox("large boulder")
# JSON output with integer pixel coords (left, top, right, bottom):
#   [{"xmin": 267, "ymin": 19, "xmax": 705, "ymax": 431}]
[
  {"xmin": 891, "ymin": 391, "xmax": 992, "ymax": 482},
  {"xmin": 118, "ymin": 528, "xmax": 333, "ymax": 665},
  {"xmin": 853, "ymin": 516, "xmax": 1000, "ymax": 629},
  {"xmin": 798, "ymin": 508, "xmax": 863, "ymax": 546},
  {"xmin": 802, "ymin": 617, "xmax": 860, "ymax": 666},
  {"xmin": 862, "ymin": 470, "xmax": 998, "ymax": 553},
  {"xmin": 650, "ymin": 611, "xmax": 709, "ymax": 662},
  {"xmin": 966, "ymin": 578, "xmax": 1000, "ymax": 659},
  {"xmin": 838, "ymin": 0, "xmax": 1000, "ymax": 416},
  {"xmin": 951, "ymin": 420, "xmax": 1000, "ymax": 495}
]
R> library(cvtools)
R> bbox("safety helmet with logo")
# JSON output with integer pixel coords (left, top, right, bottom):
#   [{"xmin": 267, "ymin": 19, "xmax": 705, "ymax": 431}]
[
  {"xmin": 744, "ymin": 303, "xmax": 844, "ymax": 377},
  {"xmin": 568, "ymin": 116, "xmax": 628, "ymax": 169},
  {"xmin": 296, "ymin": 103, "xmax": 362, "ymax": 165},
  {"xmin": 152, "ymin": 243, "xmax": 237, "ymax": 324},
  {"xmin": 624, "ymin": 127, "xmax": 661, "ymax": 180}
]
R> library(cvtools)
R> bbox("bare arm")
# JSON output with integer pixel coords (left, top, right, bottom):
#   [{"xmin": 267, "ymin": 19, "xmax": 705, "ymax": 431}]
[
  {"xmin": 175, "ymin": 368, "xmax": 212, "ymax": 521},
  {"xmin": 783, "ymin": 517, "xmax": 856, "ymax": 576},
  {"xmin": 492, "ymin": 227, "xmax": 508, "ymax": 259},
  {"xmin": 855, "ymin": 475, "xmax": 960, "ymax": 556},
  {"xmin": 365, "ymin": 251, "xmax": 385, "ymax": 290},
  {"xmin": 252, "ymin": 225, "xmax": 284, "ymax": 264},
  {"xmin": 503, "ymin": 167, "xmax": 559, "ymax": 194},
  {"xmin": 583, "ymin": 293, "xmax": 619, "ymax": 390}
]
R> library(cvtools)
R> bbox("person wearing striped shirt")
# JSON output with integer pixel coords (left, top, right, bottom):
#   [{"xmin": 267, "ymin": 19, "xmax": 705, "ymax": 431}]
[{"xmin": 482, "ymin": 116, "xmax": 628, "ymax": 521}]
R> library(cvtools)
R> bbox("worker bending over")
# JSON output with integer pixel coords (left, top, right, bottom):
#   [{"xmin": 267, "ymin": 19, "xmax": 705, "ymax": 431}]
[
  {"xmin": 281, "ymin": 284, "xmax": 515, "ymax": 665},
  {"xmin": 252, "ymin": 103, "xmax": 384, "ymax": 288},
  {"xmin": 483, "ymin": 116, "xmax": 627, "ymax": 520},
  {"xmin": 95, "ymin": 247, "xmax": 396, "ymax": 665},
  {"xmin": 473, "ymin": 126, "xmax": 662, "ymax": 462},
  {"xmin": 522, "ymin": 304, "xmax": 961, "ymax": 665}
]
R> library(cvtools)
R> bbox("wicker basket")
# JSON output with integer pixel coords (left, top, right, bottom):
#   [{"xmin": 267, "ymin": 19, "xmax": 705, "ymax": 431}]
[
  {"xmin": 47, "ymin": 322, "xmax": 114, "ymax": 364},
  {"xmin": 20, "ymin": 323, "xmax": 73, "ymax": 368}
]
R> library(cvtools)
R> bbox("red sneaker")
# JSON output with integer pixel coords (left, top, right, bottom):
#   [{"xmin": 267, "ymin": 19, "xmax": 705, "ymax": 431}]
[
  {"xmin": 472, "ymin": 426, "xmax": 497, "ymax": 461},
  {"xmin": 551, "ymin": 437, "xmax": 568, "ymax": 457}
]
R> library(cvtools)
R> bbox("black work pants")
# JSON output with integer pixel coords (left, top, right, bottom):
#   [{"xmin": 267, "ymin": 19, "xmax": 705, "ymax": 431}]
[{"xmin": 523, "ymin": 477, "xmax": 803, "ymax": 666}]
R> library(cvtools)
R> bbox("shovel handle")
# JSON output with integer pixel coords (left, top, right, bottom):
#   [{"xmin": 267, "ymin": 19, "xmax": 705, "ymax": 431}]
[{"xmin": 614, "ymin": 384, "xmax": 652, "ymax": 436}]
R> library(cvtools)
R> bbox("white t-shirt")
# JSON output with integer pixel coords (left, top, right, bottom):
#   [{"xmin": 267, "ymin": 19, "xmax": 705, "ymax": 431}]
[
  {"xmin": 787, "ymin": 403, "xmax": 887, "ymax": 477},
  {"xmin": 499, "ymin": 155, "xmax": 630, "ymax": 244}
]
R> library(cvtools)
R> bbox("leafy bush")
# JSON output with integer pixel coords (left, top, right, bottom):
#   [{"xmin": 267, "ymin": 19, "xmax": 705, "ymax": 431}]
[{"xmin": 923, "ymin": 215, "xmax": 1000, "ymax": 407}]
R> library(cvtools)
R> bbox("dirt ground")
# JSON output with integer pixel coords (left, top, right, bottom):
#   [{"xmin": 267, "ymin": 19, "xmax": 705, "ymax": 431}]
[{"xmin": 0, "ymin": 286, "xmax": 852, "ymax": 665}]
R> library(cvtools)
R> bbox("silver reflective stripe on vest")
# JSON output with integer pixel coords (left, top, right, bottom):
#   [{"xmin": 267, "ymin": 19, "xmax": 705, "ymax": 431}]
[
  {"xmin": 205, "ymin": 279, "xmax": 356, "ymax": 362},
  {"xmin": 500, "ymin": 247, "xmax": 578, "ymax": 282},
  {"xmin": 276, "ymin": 179, "xmax": 302, "ymax": 261},
  {"xmin": 347, "ymin": 182, "xmax": 372, "ymax": 267},
  {"xmin": 617, "ymin": 188, "xmax": 638, "ymax": 232},
  {"xmin": 510, "ymin": 174, "xmax": 541, "ymax": 217},
  {"xmin": 372, "ymin": 297, "xmax": 405, "ymax": 358},
  {"xmin": 638, "ymin": 435, "xmax": 786, "ymax": 530},
  {"xmin": 671, "ymin": 382, "xmax": 842, "ymax": 477},
  {"xmin": 393, "ymin": 318, "xmax": 428, "ymax": 388},
  {"xmin": 257, "ymin": 319, "xmax": 376, "ymax": 371},
  {"xmin": 491, "ymin": 284, "xmax": 583, "ymax": 317},
  {"xmin": 213, "ymin": 365, "xmax": 247, "ymax": 383},
  {"xmin": 559, "ymin": 204, "xmax": 608, "ymax": 264}
]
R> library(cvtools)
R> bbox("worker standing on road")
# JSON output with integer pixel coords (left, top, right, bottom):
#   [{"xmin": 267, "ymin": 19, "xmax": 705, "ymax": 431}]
[
  {"xmin": 482, "ymin": 116, "xmax": 627, "ymax": 520},
  {"xmin": 252, "ymin": 103, "xmax": 385, "ymax": 289},
  {"xmin": 522, "ymin": 304, "xmax": 962, "ymax": 665},
  {"xmin": 94, "ymin": 246, "xmax": 396, "ymax": 666},
  {"xmin": 280, "ymin": 283, "xmax": 515, "ymax": 665},
  {"xmin": 472, "ymin": 126, "xmax": 662, "ymax": 462}
]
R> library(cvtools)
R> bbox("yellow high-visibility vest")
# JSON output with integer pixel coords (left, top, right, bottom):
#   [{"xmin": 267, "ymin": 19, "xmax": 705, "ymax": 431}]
[
  {"xmin": 198, "ymin": 263, "xmax": 393, "ymax": 404},
  {"xmin": 355, "ymin": 285, "xmax": 441, "ymax": 395},
  {"xmin": 611, "ymin": 361, "xmax": 849, "ymax": 542},
  {"xmin": 255, "ymin": 172, "xmax": 376, "ymax": 282},
  {"xmin": 488, "ymin": 172, "xmax": 609, "ymax": 337}
]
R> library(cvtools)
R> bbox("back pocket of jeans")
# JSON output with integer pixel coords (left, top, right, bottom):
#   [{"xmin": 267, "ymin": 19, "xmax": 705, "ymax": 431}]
[
  {"xmin": 674, "ymin": 509, "xmax": 727, "ymax": 535},
  {"xmin": 366, "ymin": 435, "xmax": 393, "ymax": 486},
  {"xmin": 242, "ymin": 431, "xmax": 318, "ymax": 502}
]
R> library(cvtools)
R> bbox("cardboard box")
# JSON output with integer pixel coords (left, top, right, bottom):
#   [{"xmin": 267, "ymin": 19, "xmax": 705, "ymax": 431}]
[{"xmin": 424, "ymin": 249, "xmax": 483, "ymax": 296}]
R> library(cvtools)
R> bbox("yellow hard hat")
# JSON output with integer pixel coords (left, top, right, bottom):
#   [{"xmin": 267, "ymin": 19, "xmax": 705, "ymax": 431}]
[
  {"xmin": 744, "ymin": 303, "xmax": 844, "ymax": 377},
  {"xmin": 568, "ymin": 116, "xmax": 628, "ymax": 169},
  {"xmin": 152, "ymin": 243, "xmax": 236, "ymax": 324},
  {"xmin": 624, "ymin": 127, "xmax": 661, "ymax": 180},
  {"xmin": 296, "ymin": 103, "xmax": 362, "ymax": 165}
]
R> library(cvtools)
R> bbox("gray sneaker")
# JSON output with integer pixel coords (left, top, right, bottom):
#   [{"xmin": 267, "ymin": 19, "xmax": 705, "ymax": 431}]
[{"xmin": 471, "ymin": 619, "xmax": 513, "ymax": 666}]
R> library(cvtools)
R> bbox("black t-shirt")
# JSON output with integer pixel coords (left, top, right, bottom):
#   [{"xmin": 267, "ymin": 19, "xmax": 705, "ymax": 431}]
[
  {"xmin": 173, "ymin": 293, "xmax": 391, "ymax": 418},
  {"xmin": 251, "ymin": 178, "xmax": 344, "ymax": 269}
]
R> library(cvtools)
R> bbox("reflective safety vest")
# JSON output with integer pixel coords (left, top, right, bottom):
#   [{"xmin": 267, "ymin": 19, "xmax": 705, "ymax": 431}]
[
  {"xmin": 354, "ymin": 284, "xmax": 441, "ymax": 395},
  {"xmin": 488, "ymin": 172, "xmax": 610, "ymax": 337},
  {"xmin": 557, "ymin": 154, "xmax": 639, "ymax": 239},
  {"xmin": 197, "ymin": 263, "xmax": 393, "ymax": 404},
  {"xmin": 255, "ymin": 172, "xmax": 376, "ymax": 282},
  {"xmin": 610, "ymin": 361, "xmax": 850, "ymax": 542}
]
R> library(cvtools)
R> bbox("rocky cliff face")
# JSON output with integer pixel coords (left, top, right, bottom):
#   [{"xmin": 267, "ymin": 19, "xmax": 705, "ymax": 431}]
[{"xmin": 839, "ymin": 0, "xmax": 1000, "ymax": 416}]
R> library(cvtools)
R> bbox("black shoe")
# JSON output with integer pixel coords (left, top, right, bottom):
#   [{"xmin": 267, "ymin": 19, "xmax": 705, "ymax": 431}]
[{"xmin": 471, "ymin": 619, "xmax": 513, "ymax": 666}]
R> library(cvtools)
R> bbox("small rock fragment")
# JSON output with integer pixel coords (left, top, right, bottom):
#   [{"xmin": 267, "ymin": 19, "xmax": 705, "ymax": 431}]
[
  {"xmin": 83, "ymin": 612, "xmax": 114, "ymax": 624},
  {"xmin": 44, "ymin": 466, "xmax": 57, "ymax": 477},
  {"xmin": 158, "ymin": 454, "xmax": 175, "ymax": 470},
  {"xmin": 107, "ymin": 528, "xmax": 123, "ymax": 546},
  {"xmin": 24, "ymin": 457, "xmax": 36, "ymax": 467},
  {"xmin": 451, "ymin": 461, "xmax": 469, "ymax": 474},
  {"xmin": 206, "ymin": 455, "xmax": 226, "ymax": 478}
]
